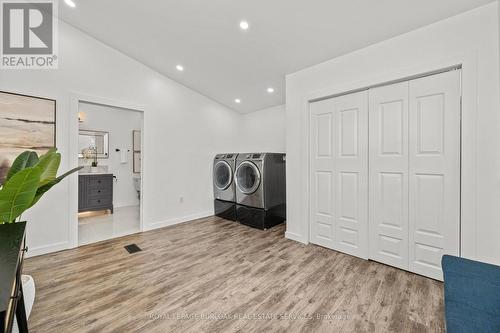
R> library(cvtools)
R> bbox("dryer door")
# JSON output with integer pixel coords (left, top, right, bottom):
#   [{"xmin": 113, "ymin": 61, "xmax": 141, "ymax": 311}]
[
  {"xmin": 236, "ymin": 161, "xmax": 261, "ymax": 194},
  {"xmin": 214, "ymin": 160, "xmax": 233, "ymax": 190}
]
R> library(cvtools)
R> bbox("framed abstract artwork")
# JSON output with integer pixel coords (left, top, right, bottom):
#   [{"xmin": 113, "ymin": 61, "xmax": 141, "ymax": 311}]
[
  {"xmin": 133, "ymin": 152, "xmax": 141, "ymax": 173},
  {"xmin": 133, "ymin": 130, "xmax": 141, "ymax": 152},
  {"xmin": 0, "ymin": 91, "xmax": 56, "ymax": 184},
  {"xmin": 133, "ymin": 130, "xmax": 141, "ymax": 173}
]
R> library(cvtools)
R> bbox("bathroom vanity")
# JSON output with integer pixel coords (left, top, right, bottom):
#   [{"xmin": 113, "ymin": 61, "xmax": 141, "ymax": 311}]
[{"xmin": 78, "ymin": 173, "xmax": 114, "ymax": 213}]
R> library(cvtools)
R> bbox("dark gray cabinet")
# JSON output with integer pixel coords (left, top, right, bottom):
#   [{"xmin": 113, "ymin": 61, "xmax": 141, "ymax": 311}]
[{"xmin": 78, "ymin": 174, "xmax": 114, "ymax": 213}]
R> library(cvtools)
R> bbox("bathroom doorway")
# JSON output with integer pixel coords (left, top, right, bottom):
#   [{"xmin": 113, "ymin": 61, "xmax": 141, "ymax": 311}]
[{"xmin": 73, "ymin": 99, "xmax": 144, "ymax": 246}]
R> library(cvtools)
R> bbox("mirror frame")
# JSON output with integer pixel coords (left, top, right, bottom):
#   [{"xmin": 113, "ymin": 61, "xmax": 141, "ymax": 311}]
[{"xmin": 78, "ymin": 129, "xmax": 109, "ymax": 159}]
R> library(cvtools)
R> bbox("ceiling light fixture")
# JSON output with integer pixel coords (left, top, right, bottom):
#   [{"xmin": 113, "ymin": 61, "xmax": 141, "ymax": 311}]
[
  {"xmin": 64, "ymin": 0, "xmax": 76, "ymax": 8},
  {"xmin": 176, "ymin": 65, "xmax": 184, "ymax": 71},
  {"xmin": 267, "ymin": 87, "xmax": 274, "ymax": 93},
  {"xmin": 239, "ymin": 21, "xmax": 249, "ymax": 30},
  {"xmin": 234, "ymin": 99, "xmax": 241, "ymax": 104}
]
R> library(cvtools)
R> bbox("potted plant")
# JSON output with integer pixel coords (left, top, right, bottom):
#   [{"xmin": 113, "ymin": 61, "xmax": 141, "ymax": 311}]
[
  {"xmin": 91, "ymin": 151, "xmax": 98, "ymax": 172},
  {"xmin": 0, "ymin": 148, "xmax": 82, "ymax": 223},
  {"xmin": 0, "ymin": 148, "xmax": 81, "ymax": 325},
  {"xmin": 82, "ymin": 146, "xmax": 98, "ymax": 172}
]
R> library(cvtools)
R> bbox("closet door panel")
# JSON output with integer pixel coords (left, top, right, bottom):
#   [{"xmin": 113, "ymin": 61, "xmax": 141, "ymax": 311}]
[
  {"xmin": 310, "ymin": 99, "xmax": 336, "ymax": 249},
  {"xmin": 369, "ymin": 82, "xmax": 409, "ymax": 270},
  {"xmin": 334, "ymin": 91, "xmax": 369, "ymax": 258},
  {"xmin": 409, "ymin": 70, "xmax": 461, "ymax": 281},
  {"xmin": 309, "ymin": 91, "xmax": 368, "ymax": 259}
]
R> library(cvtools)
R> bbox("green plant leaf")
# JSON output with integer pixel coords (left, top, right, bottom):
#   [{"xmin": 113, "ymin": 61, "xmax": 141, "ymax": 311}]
[
  {"xmin": 29, "ymin": 166, "xmax": 82, "ymax": 208},
  {"xmin": 6, "ymin": 151, "xmax": 39, "ymax": 182},
  {"xmin": 36, "ymin": 152, "xmax": 61, "ymax": 186},
  {"xmin": 0, "ymin": 167, "xmax": 41, "ymax": 223},
  {"xmin": 38, "ymin": 147, "xmax": 56, "ymax": 161}
]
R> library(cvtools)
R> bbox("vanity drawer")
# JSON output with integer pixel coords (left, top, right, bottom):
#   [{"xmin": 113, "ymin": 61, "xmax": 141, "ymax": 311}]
[
  {"xmin": 86, "ymin": 176, "xmax": 112, "ymax": 188},
  {"xmin": 87, "ymin": 197, "xmax": 112, "ymax": 207},
  {"xmin": 88, "ymin": 187, "xmax": 111, "ymax": 197}
]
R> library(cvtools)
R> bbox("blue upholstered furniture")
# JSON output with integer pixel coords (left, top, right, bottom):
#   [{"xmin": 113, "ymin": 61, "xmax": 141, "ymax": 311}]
[{"xmin": 442, "ymin": 255, "xmax": 500, "ymax": 333}]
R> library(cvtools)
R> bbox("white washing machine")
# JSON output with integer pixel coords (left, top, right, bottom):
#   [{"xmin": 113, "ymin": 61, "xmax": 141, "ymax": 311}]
[
  {"xmin": 235, "ymin": 153, "xmax": 286, "ymax": 229},
  {"xmin": 213, "ymin": 153, "xmax": 238, "ymax": 220}
]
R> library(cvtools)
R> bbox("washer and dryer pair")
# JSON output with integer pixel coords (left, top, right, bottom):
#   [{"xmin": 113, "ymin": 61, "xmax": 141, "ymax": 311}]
[{"xmin": 213, "ymin": 153, "xmax": 286, "ymax": 229}]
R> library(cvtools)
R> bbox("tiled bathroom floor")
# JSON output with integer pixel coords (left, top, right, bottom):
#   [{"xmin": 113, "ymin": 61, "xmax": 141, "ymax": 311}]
[{"xmin": 78, "ymin": 205, "xmax": 140, "ymax": 246}]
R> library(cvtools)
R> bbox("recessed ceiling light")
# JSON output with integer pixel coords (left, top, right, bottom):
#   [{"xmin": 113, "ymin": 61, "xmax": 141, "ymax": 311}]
[
  {"xmin": 239, "ymin": 21, "xmax": 249, "ymax": 30},
  {"xmin": 234, "ymin": 99, "xmax": 241, "ymax": 104},
  {"xmin": 64, "ymin": 0, "xmax": 76, "ymax": 7},
  {"xmin": 176, "ymin": 65, "xmax": 184, "ymax": 71},
  {"xmin": 267, "ymin": 87, "xmax": 274, "ymax": 93}
]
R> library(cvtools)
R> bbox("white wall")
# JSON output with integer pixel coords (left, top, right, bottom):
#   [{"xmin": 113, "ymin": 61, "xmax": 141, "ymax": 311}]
[
  {"xmin": 286, "ymin": 3, "xmax": 500, "ymax": 265},
  {"xmin": 238, "ymin": 104, "xmax": 286, "ymax": 153},
  {"xmin": 0, "ymin": 20, "xmax": 244, "ymax": 256},
  {"xmin": 78, "ymin": 102, "xmax": 142, "ymax": 208}
]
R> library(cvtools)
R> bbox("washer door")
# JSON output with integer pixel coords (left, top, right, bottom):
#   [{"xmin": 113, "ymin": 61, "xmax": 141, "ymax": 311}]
[
  {"xmin": 214, "ymin": 160, "xmax": 233, "ymax": 190},
  {"xmin": 236, "ymin": 161, "xmax": 261, "ymax": 194}
]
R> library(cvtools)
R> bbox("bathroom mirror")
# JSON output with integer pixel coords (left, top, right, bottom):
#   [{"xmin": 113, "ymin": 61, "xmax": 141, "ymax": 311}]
[{"xmin": 78, "ymin": 130, "xmax": 109, "ymax": 159}]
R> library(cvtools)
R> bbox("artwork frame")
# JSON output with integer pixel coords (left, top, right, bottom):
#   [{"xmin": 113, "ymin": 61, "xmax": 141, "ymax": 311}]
[
  {"xmin": 0, "ymin": 90, "xmax": 56, "ymax": 183},
  {"xmin": 133, "ymin": 152, "xmax": 141, "ymax": 173},
  {"xmin": 133, "ymin": 130, "xmax": 141, "ymax": 152}
]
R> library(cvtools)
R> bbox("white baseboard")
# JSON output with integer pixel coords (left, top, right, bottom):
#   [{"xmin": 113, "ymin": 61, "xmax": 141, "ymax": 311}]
[
  {"xmin": 26, "ymin": 241, "xmax": 70, "ymax": 258},
  {"xmin": 144, "ymin": 210, "xmax": 213, "ymax": 231},
  {"xmin": 285, "ymin": 231, "xmax": 308, "ymax": 244}
]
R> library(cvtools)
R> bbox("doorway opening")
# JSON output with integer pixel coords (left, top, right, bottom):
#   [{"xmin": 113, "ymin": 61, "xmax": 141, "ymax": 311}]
[{"xmin": 76, "ymin": 100, "xmax": 144, "ymax": 246}]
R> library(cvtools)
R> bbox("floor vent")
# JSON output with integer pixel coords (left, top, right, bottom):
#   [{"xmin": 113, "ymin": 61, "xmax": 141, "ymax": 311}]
[{"xmin": 124, "ymin": 244, "xmax": 142, "ymax": 254}]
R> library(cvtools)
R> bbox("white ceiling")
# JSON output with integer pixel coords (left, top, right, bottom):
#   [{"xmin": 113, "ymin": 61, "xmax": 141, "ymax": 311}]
[{"xmin": 59, "ymin": 0, "xmax": 494, "ymax": 113}]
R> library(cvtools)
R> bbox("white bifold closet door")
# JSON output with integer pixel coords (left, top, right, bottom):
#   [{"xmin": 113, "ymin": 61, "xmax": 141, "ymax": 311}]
[
  {"xmin": 310, "ymin": 91, "xmax": 369, "ymax": 259},
  {"xmin": 408, "ymin": 71, "xmax": 461, "ymax": 280},
  {"xmin": 310, "ymin": 70, "xmax": 460, "ymax": 280},
  {"xmin": 369, "ymin": 70, "xmax": 461, "ymax": 280},
  {"xmin": 369, "ymin": 82, "xmax": 410, "ymax": 270}
]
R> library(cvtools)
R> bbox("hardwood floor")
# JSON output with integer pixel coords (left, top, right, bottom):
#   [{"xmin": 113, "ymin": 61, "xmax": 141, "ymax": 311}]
[{"xmin": 25, "ymin": 216, "xmax": 445, "ymax": 332}]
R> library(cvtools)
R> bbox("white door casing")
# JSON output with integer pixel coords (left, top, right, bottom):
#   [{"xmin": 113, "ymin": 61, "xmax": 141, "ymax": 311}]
[
  {"xmin": 408, "ymin": 70, "xmax": 461, "ymax": 280},
  {"xmin": 368, "ymin": 82, "xmax": 410, "ymax": 270},
  {"xmin": 309, "ymin": 91, "xmax": 369, "ymax": 258}
]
